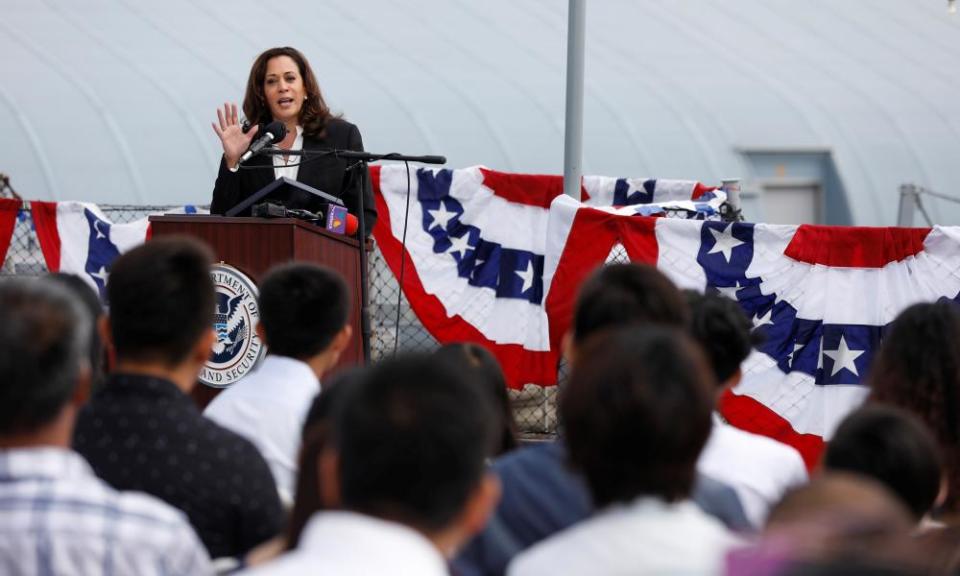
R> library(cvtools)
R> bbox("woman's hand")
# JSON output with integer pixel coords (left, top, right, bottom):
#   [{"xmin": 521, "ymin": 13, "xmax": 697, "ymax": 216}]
[{"xmin": 211, "ymin": 102, "xmax": 258, "ymax": 169}]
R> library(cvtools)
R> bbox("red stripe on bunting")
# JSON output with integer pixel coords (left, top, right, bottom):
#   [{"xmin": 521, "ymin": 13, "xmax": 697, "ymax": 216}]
[
  {"xmin": 0, "ymin": 199, "xmax": 20, "ymax": 270},
  {"xmin": 478, "ymin": 168, "xmax": 590, "ymax": 209},
  {"xmin": 370, "ymin": 165, "xmax": 558, "ymax": 389},
  {"xmin": 719, "ymin": 389, "xmax": 824, "ymax": 471},
  {"xmin": 784, "ymin": 225, "xmax": 931, "ymax": 269},
  {"xmin": 30, "ymin": 201, "xmax": 61, "ymax": 272},
  {"xmin": 691, "ymin": 183, "xmax": 717, "ymax": 200},
  {"xmin": 544, "ymin": 207, "xmax": 660, "ymax": 356}
]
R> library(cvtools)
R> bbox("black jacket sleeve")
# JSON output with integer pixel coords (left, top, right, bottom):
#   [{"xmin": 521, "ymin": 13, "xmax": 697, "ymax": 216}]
[{"xmin": 210, "ymin": 156, "xmax": 242, "ymax": 216}]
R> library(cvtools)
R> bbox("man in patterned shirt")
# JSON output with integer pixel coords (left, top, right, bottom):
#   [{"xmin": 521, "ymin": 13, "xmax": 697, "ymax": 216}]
[
  {"xmin": 74, "ymin": 237, "xmax": 284, "ymax": 560},
  {"xmin": 0, "ymin": 278, "xmax": 213, "ymax": 575}
]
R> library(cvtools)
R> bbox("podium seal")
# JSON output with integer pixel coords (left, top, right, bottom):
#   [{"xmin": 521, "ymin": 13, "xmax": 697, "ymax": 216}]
[{"xmin": 200, "ymin": 263, "xmax": 266, "ymax": 388}]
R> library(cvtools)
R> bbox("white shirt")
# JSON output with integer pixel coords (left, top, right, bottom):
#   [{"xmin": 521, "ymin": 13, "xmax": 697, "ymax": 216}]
[
  {"xmin": 241, "ymin": 511, "xmax": 449, "ymax": 576},
  {"xmin": 508, "ymin": 497, "xmax": 740, "ymax": 576},
  {"xmin": 0, "ymin": 447, "xmax": 212, "ymax": 576},
  {"xmin": 204, "ymin": 355, "xmax": 320, "ymax": 505},
  {"xmin": 697, "ymin": 413, "xmax": 808, "ymax": 528},
  {"xmin": 272, "ymin": 125, "xmax": 303, "ymax": 181}
]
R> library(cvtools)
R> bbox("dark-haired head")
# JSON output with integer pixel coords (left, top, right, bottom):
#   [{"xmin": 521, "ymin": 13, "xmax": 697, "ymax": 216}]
[
  {"xmin": 106, "ymin": 236, "xmax": 215, "ymax": 368},
  {"xmin": 434, "ymin": 343, "xmax": 519, "ymax": 457},
  {"xmin": 868, "ymin": 301, "xmax": 960, "ymax": 511},
  {"xmin": 0, "ymin": 279, "xmax": 91, "ymax": 436},
  {"xmin": 824, "ymin": 405, "xmax": 942, "ymax": 521},
  {"xmin": 258, "ymin": 263, "xmax": 350, "ymax": 363},
  {"xmin": 685, "ymin": 289, "xmax": 762, "ymax": 387},
  {"xmin": 571, "ymin": 263, "xmax": 688, "ymax": 348},
  {"xmin": 243, "ymin": 47, "xmax": 334, "ymax": 138},
  {"xmin": 42, "ymin": 273, "xmax": 107, "ymax": 391},
  {"xmin": 336, "ymin": 354, "xmax": 498, "ymax": 539},
  {"xmin": 560, "ymin": 326, "xmax": 715, "ymax": 507}
]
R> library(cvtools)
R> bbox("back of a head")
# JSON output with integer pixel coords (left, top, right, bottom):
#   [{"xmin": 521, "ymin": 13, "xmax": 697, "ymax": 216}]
[
  {"xmin": 868, "ymin": 301, "xmax": 960, "ymax": 511},
  {"xmin": 685, "ymin": 289, "xmax": 760, "ymax": 385},
  {"xmin": 434, "ymin": 342, "xmax": 519, "ymax": 456},
  {"xmin": 767, "ymin": 473, "xmax": 913, "ymax": 533},
  {"xmin": 336, "ymin": 354, "xmax": 495, "ymax": 533},
  {"xmin": 107, "ymin": 237, "xmax": 214, "ymax": 366},
  {"xmin": 0, "ymin": 279, "xmax": 91, "ymax": 435},
  {"xmin": 42, "ymin": 273, "xmax": 106, "ymax": 388},
  {"xmin": 572, "ymin": 263, "xmax": 688, "ymax": 345},
  {"xmin": 824, "ymin": 406, "xmax": 942, "ymax": 521},
  {"xmin": 869, "ymin": 301, "xmax": 960, "ymax": 445},
  {"xmin": 258, "ymin": 263, "xmax": 349, "ymax": 359},
  {"xmin": 765, "ymin": 474, "xmax": 915, "ymax": 570},
  {"xmin": 560, "ymin": 326, "xmax": 715, "ymax": 507}
]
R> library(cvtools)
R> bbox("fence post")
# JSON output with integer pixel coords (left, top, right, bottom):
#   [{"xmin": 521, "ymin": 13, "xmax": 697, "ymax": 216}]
[{"xmin": 897, "ymin": 184, "xmax": 917, "ymax": 227}]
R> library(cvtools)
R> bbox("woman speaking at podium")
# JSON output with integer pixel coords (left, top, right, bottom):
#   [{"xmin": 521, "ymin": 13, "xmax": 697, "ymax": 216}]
[{"xmin": 210, "ymin": 46, "xmax": 376, "ymax": 235}]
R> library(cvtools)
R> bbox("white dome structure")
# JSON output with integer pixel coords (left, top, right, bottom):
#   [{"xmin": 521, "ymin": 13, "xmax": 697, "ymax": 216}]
[{"xmin": 3, "ymin": 0, "xmax": 960, "ymax": 225}]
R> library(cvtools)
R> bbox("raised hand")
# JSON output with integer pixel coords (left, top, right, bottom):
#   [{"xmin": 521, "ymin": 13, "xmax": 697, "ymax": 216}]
[{"xmin": 211, "ymin": 102, "xmax": 258, "ymax": 169}]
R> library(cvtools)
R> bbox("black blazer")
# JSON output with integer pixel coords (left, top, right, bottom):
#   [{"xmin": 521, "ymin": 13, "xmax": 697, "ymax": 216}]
[{"xmin": 210, "ymin": 117, "xmax": 377, "ymax": 235}]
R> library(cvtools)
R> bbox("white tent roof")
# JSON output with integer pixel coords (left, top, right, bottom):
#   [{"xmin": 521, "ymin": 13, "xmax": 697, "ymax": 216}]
[{"xmin": 3, "ymin": 0, "xmax": 960, "ymax": 225}]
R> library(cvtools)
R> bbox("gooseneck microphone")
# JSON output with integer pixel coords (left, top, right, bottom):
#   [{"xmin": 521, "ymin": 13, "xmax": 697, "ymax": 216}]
[{"xmin": 239, "ymin": 121, "xmax": 287, "ymax": 164}]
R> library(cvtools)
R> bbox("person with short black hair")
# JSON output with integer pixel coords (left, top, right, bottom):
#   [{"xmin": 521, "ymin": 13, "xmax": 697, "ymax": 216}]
[
  {"xmin": 687, "ymin": 290, "xmax": 808, "ymax": 529},
  {"xmin": 246, "ymin": 355, "xmax": 500, "ymax": 575},
  {"xmin": 509, "ymin": 327, "xmax": 739, "ymax": 575},
  {"xmin": 73, "ymin": 237, "xmax": 284, "ymax": 560},
  {"xmin": 0, "ymin": 278, "xmax": 213, "ymax": 575},
  {"xmin": 205, "ymin": 262, "xmax": 353, "ymax": 504},
  {"xmin": 824, "ymin": 405, "xmax": 943, "ymax": 523},
  {"xmin": 434, "ymin": 342, "xmax": 519, "ymax": 457},
  {"xmin": 565, "ymin": 263, "xmax": 689, "ymax": 355},
  {"xmin": 454, "ymin": 264, "xmax": 748, "ymax": 576}
]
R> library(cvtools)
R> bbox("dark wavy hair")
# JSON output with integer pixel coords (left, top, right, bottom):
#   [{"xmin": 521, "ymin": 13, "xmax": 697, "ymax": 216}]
[
  {"xmin": 869, "ymin": 301, "xmax": 960, "ymax": 513},
  {"xmin": 242, "ymin": 47, "xmax": 335, "ymax": 137}
]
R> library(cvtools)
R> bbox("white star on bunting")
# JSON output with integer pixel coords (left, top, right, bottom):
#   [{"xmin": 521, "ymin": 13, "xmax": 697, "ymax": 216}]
[
  {"xmin": 89, "ymin": 266, "xmax": 109, "ymax": 285},
  {"xmin": 707, "ymin": 225, "xmax": 745, "ymax": 263},
  {"xmin": 427, "ymin": 202, "xmax": 458, "ymax": 231},
  {"xmin": 823, "ymin": 335, "xmax": 865, "ymax": 377},
  {"xmin": 515, "ymin": 261, "xmax": 535, "ymax": 294},
  {"xmin": 788, "ymin": 341, "xmax": 804, "ymax": 368},
  {"xmin": 715, "ymin": 280, "xmax": 742, "ymax": 301},
  {"xmin": 448, "ymin": 233, "xmax": 472, "ymax": 260},
  {"xmin": 754, "ymin": 308, "xmax": 774, "ymax": 329}
]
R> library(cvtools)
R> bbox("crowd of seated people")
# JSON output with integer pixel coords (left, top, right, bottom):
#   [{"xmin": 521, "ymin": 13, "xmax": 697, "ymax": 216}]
[{"xmin": 3, "ymin": 238, "xmax": 960, "ymax": 575}]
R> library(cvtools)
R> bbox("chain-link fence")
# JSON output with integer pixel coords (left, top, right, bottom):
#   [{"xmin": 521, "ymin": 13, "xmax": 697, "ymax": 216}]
[{"xmin": 0, "ymin": 203, "xmax": 570, "ymax": 437}]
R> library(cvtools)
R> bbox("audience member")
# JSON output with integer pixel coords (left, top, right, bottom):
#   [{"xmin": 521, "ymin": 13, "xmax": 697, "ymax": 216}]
[
  {"xmin": 0, "ymin": 278, "xmax": 212, "ymax": 575},
  {"xmin": 243, "ymin": 368, "xmax": 363, "ymax": 569},
  {"xmin": 244, "ymin": 354, "xmax": 499, "ymax": 575},
  {"xmin": 824, "ymin": 405, "xmax": 943, "ymax": 525},
  {"xmin": 686, "ymin": 290, "xmax": 808, "ymax": 528},
  {"xmin": 205, "ymin": 262, "xmax": 352, "ymax": 504},
  {"xmin": 435, "ymin": 342, "xmax": 519, "ymax": 456},
  {"xmin": 730, "ymin": 474, "xmax": 917, "ymax": 575},
  {"xmin": 869, "ymin": 301, "xmax": 960, "ymax": 519},
  {"xmin": 43, "ymin": 272, "xmax": 109, "ymax": 392},
  {"xmin": 509, "ymin": 327, "xmax": 740, "ymax": 575},
  {"xmin": 73, "ymin": 237, "xmax": 284, "ymax": 560},
  {"xmin": 454, "ymin": 264, "xmax": 749, "ymax": 576}
]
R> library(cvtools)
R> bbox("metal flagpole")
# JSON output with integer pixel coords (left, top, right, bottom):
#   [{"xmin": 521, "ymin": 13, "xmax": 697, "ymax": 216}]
[{"xmin": 563, "ymin": 0, "xmax": 586, "ymax": 200}]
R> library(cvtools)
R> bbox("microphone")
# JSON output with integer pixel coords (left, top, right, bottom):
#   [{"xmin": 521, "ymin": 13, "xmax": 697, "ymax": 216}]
[
  {"xmin": 240, "ymin": 121, "xmax": 287, "ymax": 164},
  {"xmin": 325, "ymin": 204, "xmax": 359, "ymax": 236}
]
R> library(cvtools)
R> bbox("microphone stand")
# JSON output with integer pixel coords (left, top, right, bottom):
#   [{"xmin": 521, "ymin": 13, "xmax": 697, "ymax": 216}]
[{"xmin": 255, "ymin": 148, "xmax": 446, "ymax": 364}]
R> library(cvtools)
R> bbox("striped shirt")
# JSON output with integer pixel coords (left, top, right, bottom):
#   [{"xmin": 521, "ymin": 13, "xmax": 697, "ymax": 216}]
[{"xmin": 0, "ymin": 447, "xmax": 213, "ymax": 576}]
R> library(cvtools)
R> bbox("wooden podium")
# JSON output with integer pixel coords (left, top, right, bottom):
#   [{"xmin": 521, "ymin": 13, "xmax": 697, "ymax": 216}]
[{"xmin": 149, "ymin": 215, "xmax": 363, "ymax": 406}]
